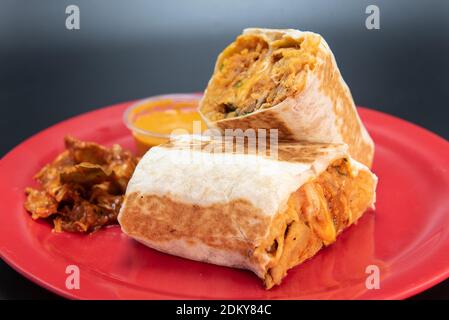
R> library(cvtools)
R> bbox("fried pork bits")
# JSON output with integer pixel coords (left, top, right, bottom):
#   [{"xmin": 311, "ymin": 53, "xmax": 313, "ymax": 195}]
[{"xmin": 24, "ymin": 136, "xmax": 139, "ymax": 233}]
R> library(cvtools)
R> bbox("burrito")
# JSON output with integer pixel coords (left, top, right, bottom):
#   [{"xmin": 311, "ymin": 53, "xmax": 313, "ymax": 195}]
[
  {"xmin": 198, "ymin": 28, "xmax": 374, "ymax": 167},
  {"xmin": 118, "ymin": 137, "xmax": 377, "ymax": 289}
]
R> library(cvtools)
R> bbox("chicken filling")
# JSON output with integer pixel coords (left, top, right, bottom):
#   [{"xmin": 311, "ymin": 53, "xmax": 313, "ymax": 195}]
[
  {"xmin": 201, "ymin": 33, "xmax": 321, "ymax": 121},
  {"xmin": 255, "ymin": 158, "xmax": 374, "ymax": 288}
]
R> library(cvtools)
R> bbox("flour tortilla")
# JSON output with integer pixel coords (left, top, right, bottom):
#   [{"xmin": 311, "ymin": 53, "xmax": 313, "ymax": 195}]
[
  {"xmin": 199, "ymin": 28, "xmax": 374, "ymax": 168},
  {"xmin": 118, "ymin": 137, "xmax": 377, "ymax": 288}
]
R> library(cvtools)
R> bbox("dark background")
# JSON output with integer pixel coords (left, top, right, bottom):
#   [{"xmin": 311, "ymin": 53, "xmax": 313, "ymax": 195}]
[{"xmin": 0, "ymin": 0, "xmax": 448, "ymax": 299}]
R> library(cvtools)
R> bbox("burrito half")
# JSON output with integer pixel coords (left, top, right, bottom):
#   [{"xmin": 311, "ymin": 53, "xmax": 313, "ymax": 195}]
[
  {"xmin": 118, "ymin": 137, "xmax": 377, "ymax": 289},
  {"xmin": 199, "ymin": 28, "xmax": 374, "ymax": 167}
]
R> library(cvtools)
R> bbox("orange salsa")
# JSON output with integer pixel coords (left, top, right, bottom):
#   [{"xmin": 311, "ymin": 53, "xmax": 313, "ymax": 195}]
[{"xmin": 125, "ymin": 97, "xmax": 207, "ymax": 155}]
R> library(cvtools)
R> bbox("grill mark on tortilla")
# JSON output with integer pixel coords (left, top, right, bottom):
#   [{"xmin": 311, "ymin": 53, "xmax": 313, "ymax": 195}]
[
  {"xmin": 162, "ymin": 139, "xmax": 345, "ymax": 164},
  {"xmin": 314, "ymin": 42, "xmax": 374, "ymax": 168},
  {"xmin": 120, "ymin": 193, "xmax": 271, "ymax": 256}
]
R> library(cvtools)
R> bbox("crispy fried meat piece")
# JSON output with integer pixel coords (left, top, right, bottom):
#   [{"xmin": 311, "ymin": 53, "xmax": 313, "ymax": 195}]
[
  {"xmin": 24, "ymin": 136, "xmax": 139, "ymax": 233},
  {"xmin": 24, "ymin": 188, "xmax": 58, "ymax": 219}
]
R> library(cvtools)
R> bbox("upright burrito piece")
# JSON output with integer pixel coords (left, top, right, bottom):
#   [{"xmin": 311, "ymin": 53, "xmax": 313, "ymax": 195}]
[
  {"xmin": 199, "ymin": 28, "xmax": 374, "ymax": 167},
  {"xmin": 118, "ymin": 137, "xmax": 377, "ymax": 289}
]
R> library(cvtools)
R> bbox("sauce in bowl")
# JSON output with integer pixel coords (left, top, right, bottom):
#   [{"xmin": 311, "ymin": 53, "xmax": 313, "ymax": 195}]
[{"xmin": 124, "ymin": 94, "xmax": 207, "ymax": 155}]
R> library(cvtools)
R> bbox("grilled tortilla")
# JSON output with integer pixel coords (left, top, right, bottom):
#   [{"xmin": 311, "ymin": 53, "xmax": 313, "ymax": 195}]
[
  {"xmin": 118, "ymin": 137, "xmax": 377, "ymax": 289},
  {"xmin": 199, "ymin": 28, "xmax": 374, "ymax": 167}
]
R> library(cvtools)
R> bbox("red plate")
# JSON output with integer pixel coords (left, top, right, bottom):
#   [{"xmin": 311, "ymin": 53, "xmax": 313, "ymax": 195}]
[{"xmin": 1, "ymin": 93, "xmax": 449, "ymax": 300}]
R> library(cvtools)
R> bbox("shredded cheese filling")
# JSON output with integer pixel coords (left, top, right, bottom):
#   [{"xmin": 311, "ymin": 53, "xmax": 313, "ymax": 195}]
[{"xmin": 201, "ymin": 33, "xmax": 321, "ymax": 121}]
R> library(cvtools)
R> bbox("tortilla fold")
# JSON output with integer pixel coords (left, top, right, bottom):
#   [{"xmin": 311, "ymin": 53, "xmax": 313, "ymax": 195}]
[{"xmin": 199, "ymin": 28, "xmax": 374, "ymax": 167}]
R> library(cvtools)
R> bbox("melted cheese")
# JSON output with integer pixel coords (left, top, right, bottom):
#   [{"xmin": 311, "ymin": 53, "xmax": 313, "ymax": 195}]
[
  {"xmin": 257, "ymin": 159, "xmax": 375, "ymax": 288},
  {"xmin": 200, "ymin": 33, "xmax": 321, "ymax": 120}
]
